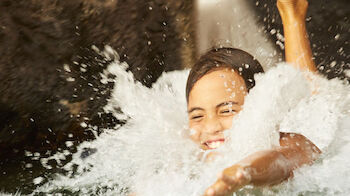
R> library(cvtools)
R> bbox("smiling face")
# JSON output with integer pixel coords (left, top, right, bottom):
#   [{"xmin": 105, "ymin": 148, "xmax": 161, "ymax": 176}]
[{"xmin": 188, "ymin": 68, "xmax": 247, "ymax": 150}]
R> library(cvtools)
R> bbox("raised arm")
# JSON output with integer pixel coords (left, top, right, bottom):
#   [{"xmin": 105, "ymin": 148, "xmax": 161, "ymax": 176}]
[
  {"xmin": 277, "ymin": 0, "xmax": 317, "ymax": 72},
  {"xmin": 202, "ymin": 1, "xmax": 321, "ymax": 195},
  {"xmin": 203, "ymin": 133, "xmax": 320, "ymax": 196}
]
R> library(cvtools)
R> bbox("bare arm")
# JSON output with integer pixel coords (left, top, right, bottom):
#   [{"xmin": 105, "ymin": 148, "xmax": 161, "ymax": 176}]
[
  {"xmin": 277, "ymin": 0, "xmax": 317, "ymax": 72},
  {"xmin": 203, "ymin": 133, "xmax": 321, "ymax": 196},
  {"xmin": 245, "ymin": 133, "xmax": 320, "ymax": 186},
  {"xmin": 203, "ymin": 1, "xmax": 320, "ymax": 195}
]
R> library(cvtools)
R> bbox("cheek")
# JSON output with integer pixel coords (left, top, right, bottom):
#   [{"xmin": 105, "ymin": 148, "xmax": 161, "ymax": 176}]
[
  {"xmin": 220, "ymin": 116, "xmax": 234, "ymax": 130},
  {"xmin": 189, "ymin": 123, "xmax": 202, "ymax": 143}
]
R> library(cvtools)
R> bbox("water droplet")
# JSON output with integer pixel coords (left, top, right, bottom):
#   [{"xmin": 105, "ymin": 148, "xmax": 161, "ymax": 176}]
[
  {"xmin": 66, "ymin": 77, "xmax": 75, "ymax": 82},
  {"xmin": 330, "ymin": 61, "xmax": 337, "ymax": 67},
  {"xmin": 334, "ymin": 34, "xmax": 340, "ymax": 40},
  {"xmin": 189, "ymin": 129, "xmax": 196, "ymax": 136},
  {"xmin": 33, "ymin": 177, "xmax": 44, "ymax": 185},
  {"xmin": 65, "ymin": 141, "xmax": 74, "ymax": 148},
  {"xmin": 25, "ymin": 163, "xmax": 33, "ymax": 168},
  {"xmin": 63, "ymin": 64, "xmax": 71, "ymax": 72},
  {"xmin": 344, "ymin": 69, "xmax": 350, "ymax": 78},
  {"xmin": 270, "ymin": 29, "xmax": 276, "ymax": 35},
  {"xmin": 80, "ymin": 122, "xmax": 88, "ymax": 128}
]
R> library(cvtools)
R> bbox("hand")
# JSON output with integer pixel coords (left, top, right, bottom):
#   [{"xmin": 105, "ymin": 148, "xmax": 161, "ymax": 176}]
[
  {"xmin": 203, "ymin": 165, "xmax": 251, "ymax": 196},
  {"xmin": 277, "ymin": 0, "xmax": 309, "ymax": 20}
]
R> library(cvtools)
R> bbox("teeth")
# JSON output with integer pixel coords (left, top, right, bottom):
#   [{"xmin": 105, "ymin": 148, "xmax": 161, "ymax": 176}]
[{"xmin": 207, "ymin": 141, "xmax": 224, "ymax": 149}]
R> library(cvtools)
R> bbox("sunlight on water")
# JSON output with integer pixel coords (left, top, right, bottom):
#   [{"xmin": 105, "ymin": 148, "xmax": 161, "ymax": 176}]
[{"xmin": 34, "ymin": 50, "xmax": 350, "ymax": 196}]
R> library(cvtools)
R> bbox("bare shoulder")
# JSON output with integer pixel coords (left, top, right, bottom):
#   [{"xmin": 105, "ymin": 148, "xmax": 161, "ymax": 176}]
[
  {"xmin": 279, "ymin": 132, "xmax": 320, "ymax": 153},
  {"xmin": 277, "ymin": 132, "xmax": 321, "ymax": 167},
  {"xmin": 274, "ymin": 132, "xmax": 321, "ymax": 177}
]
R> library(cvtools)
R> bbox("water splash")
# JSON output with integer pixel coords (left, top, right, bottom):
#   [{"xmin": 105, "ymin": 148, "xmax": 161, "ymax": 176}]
[{"xmin": 34, "ymin": 54, "xmax": 350, "ymax": 195}]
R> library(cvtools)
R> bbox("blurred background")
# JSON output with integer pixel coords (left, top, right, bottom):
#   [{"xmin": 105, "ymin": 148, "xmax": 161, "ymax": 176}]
[{"xmin": 0, "ymin": 0, "xmax": 349, "ymax": 194}]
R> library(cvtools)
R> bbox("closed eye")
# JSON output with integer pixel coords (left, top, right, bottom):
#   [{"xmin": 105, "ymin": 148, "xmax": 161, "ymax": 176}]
[
  {"xmin": 191, "ymin": 115, "xmax": 203, "ymax": 120},
  {"xmin": 221, "ymin": 110, "xmax": 230, "ymax": 113},
  {"xmin": 219, "ymin": 109, "xmax": 236, "ymax": 115}
]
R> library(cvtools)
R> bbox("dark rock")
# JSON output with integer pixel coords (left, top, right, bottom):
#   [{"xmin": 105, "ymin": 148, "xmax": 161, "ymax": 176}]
[{"xmin": 0, "ymin": 0, "xmax": 196, "ymax": 159}]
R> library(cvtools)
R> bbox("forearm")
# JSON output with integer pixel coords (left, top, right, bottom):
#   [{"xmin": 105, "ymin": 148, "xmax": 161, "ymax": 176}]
[
  {"xmin": 204, "ymin": 133, "xmax": 320, "ymax": 196},
  {"xmin": 237, "ymin": 150, "xmax": 293, "ymax": 186},
  {"xmin": 239, "ymin": 134, "xmax": 320, "ymax": 186},
  {"xmin": 278, "ymin": 0, "xmax": 317, "ymax": 72},
  {"xmin": 282, "ymin": 16, "xmax": 316, "ymax": 72}
]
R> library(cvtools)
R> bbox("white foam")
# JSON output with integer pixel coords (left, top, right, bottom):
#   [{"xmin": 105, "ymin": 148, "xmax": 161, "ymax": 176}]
[{"xmin": 35, "ymin": 55, "xmax": 350, "ymax": 196}]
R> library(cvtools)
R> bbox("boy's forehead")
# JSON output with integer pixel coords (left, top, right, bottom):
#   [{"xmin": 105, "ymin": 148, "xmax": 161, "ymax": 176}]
[
  {"xmin": 188, "ymin": 69, "xmax": 246, "ymax": 106},
  {"xmin": 198, "ymin": 69, "xmax": 242, "ymax": 85}
]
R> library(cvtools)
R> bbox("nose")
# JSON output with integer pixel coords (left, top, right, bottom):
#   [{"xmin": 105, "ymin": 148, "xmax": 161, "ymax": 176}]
[{"xmin": 203, "ymin": 114, "xmax": 224, "ymax": 135}]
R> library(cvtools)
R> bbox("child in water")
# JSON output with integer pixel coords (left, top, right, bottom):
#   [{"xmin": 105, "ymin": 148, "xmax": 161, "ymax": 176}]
[{"xmin": 186, "ymin": 0, "xmax": 321, "ymax": 195}]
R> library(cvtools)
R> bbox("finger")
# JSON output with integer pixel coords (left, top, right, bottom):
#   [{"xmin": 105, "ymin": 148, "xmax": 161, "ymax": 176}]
[
  {"xmin": 221, "ymin": 170, "xmax": 248, "ymax": 190},
  {"xmin": 204, "ymin": 187, "xmax": 214, "ymax": 196},
  {"xmin": 205, "ymin": 180, "xmax": 230, "ymax": 196},
  {"xmin": 220, "ymin": 173, "xmax": 236, "ymax": 185}
]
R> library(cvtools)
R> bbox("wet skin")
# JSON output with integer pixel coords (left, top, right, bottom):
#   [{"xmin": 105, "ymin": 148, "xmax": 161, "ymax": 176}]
[
  {"xmin": 188, "ymin": 68, "xmax": 247, "ymax": 150},
  {"xmin": 187, "ymin": 0, "xmax": 322, "ymax": 195},
  {"xmin": 187, "ymin": 68, "xmax": 321, "ymax": 196}
]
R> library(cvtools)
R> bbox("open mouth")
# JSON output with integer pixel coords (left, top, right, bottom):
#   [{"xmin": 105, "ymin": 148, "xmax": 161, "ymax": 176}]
[{"xmin": 204, "ymin": 139, "xmax": 225, "ymax": 149}]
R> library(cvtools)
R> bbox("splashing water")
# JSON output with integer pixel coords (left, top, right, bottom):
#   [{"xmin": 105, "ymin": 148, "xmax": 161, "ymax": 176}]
[{"xmin": 34, "ymin": 53, "xmax": 350, "ymax": 196}]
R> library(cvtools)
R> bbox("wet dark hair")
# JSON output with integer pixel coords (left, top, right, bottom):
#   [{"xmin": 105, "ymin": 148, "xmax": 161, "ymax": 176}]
[{"xmin": 186, "ymin": 47, "xmax": 264, "ymax": 102}]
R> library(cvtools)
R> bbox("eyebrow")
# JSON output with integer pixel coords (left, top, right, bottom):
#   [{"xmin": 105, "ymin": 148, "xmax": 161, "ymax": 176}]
[
  {"xmin": 216, "ymin": 101, "xmax": 238, "ymax": 108},
  {"xmin": 188, "ymin": 101, "xmax": 238, "ymax": 113},
  {"xmin": 188, "ymin": 107, "xmax": 204, "ymax": 113}
]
